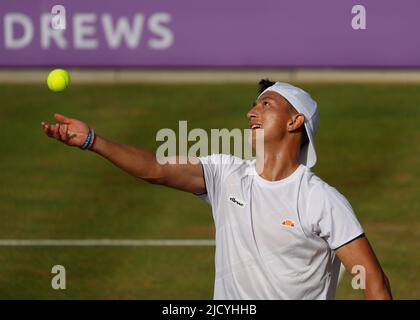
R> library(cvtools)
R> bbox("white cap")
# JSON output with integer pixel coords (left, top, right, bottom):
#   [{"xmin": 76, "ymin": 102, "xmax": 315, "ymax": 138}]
[{"xmin": 259, "ymin": 82, "xmax": 319, "ymax": 168}]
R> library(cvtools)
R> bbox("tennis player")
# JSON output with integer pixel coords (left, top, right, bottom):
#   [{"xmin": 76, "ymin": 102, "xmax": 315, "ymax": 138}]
[{"xmin": 41, "ymin": 80, "xmax": 392, "ymax": 300}]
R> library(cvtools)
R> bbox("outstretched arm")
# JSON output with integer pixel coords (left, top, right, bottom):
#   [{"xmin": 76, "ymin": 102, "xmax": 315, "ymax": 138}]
[
  {"xmin": 41, "ymin": 114, "xmax": 206, "ymax": 194},
  {"xmin": 336, "ymin": 234, "xmax": 392, "ymax": 299}
]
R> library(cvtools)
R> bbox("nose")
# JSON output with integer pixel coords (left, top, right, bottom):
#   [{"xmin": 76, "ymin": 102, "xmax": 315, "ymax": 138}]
[{"xmin": 247, "ymin": 102, "xmax": 259, "ymax": 120}]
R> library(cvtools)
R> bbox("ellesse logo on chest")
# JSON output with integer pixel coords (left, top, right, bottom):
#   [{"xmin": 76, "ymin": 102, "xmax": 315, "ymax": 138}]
[
  {"xmin": 228, "ymin": 195, "xmax": 246, "ymax": 208},
  {"xmin": 281, "ymin": 219, "xmax": 296, "ymax": 228}
]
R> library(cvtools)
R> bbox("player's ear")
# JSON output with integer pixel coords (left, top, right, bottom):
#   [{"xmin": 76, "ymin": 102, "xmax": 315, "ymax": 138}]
[{"xmin": 287, "ymin": 113, "xmax": 305, "ymax": 132}]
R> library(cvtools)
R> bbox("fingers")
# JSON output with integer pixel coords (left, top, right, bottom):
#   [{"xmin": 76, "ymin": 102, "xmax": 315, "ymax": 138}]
[
  {"xmin": 51, "ymin": 124, "xmax": 61, "ymax": 139},
  {"xmin": 41, "ymin": 121, "xmax": 61, "ymax": 140},
  {"xmin": 59, "ymin": 124, "xmax": 68, "ymax": 141},
  {"xmin": 41, "ymin": 121, "xmax": 49, "ymax": 135},
  {"xmin": 41, "ymin": 121, "xmax": 53, "ymax": 137},
  {"xmin": 54, "ymin": 113, "xmax": 71, "ymax": 124}
]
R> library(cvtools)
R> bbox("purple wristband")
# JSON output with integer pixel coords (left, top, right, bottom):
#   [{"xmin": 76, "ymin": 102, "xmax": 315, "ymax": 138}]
[
  {"xmin": 88, "ymin": 128, "xmax": 95, "ymax": 149},
  {"xmin": 79, "ymin": 128, "xmax": 92, "ymax": 150}
]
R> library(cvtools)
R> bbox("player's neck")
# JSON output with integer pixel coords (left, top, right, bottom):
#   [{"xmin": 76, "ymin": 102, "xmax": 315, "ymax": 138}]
[{"xmin": 256, "ymin": 142, "xmax": 300, "ymax": 181}]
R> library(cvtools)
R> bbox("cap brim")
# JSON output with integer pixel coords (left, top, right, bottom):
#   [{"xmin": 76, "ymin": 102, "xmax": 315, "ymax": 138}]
[{"xmin": 300, "ymin": 122, "xmax": 317, "ymax": 168}]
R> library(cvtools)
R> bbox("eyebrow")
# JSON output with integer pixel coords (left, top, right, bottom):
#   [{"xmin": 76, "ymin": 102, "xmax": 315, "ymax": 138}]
[{"xmin": 257, "ymin": 96, "xmax": 276, "ymax": 103}]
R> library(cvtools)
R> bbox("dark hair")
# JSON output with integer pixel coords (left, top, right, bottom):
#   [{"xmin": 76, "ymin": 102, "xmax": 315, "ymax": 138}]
[
  {"xmin": 258, "ymin": 79, "xmax": 276, "ymax": 94},
  {"xmin": 258, "ymin": 79, "xmax": 309, "ymax": 147}
]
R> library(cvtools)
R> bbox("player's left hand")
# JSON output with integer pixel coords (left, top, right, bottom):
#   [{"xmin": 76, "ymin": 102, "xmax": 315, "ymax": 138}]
[{"xmin": 41, "ymin": 113, "xmax": 90, "ymax": 147}]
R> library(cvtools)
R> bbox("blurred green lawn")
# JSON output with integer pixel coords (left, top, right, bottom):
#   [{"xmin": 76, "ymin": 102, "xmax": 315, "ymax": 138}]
[{"xmin": 0, "ymin": 83, "xmax": 419, "ymax": 299}]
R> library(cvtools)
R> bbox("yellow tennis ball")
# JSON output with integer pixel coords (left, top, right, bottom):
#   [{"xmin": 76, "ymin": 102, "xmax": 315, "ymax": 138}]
[{"xmin": 47, "ymin": 69, "xmax": 71, "ymax": 92}]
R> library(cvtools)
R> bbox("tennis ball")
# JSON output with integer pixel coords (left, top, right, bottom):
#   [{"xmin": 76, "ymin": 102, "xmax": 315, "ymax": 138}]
[{"xmin": 47, "ymin": 69, "xmax": 71, "ymax": 92}]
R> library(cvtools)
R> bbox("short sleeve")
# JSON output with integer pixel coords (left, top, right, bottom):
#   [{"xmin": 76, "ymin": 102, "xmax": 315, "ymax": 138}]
[
  {"xmin": 197, "ymin": 154, "xmax": 243, "ymax": 208},
  {"xmin": 308, "ymin": 184, "xmax": 364, "ymax": 250}
]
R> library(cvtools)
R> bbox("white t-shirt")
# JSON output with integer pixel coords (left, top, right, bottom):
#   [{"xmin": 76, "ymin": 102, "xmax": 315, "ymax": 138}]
[{"xmin": 198, "ymin": 154, "xmax": 364, "ymax": 300}]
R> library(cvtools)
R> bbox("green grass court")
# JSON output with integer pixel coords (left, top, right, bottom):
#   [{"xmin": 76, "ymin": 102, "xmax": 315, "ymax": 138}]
[{"xmin": 0, "ymin": 83, "xmax": 419, "ymax": 299}]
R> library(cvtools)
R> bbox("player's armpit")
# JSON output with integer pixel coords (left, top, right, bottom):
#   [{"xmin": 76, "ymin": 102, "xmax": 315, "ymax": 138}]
[{"xmin": 335, "ymin": 234, "xmax": 393, "ymax": 300}]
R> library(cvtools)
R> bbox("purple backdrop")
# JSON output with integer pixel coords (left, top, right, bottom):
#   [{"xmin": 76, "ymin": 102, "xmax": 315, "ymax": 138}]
[{"xmin": 0, "ymin": 0, "xmax": 419, "ymax": 67}]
